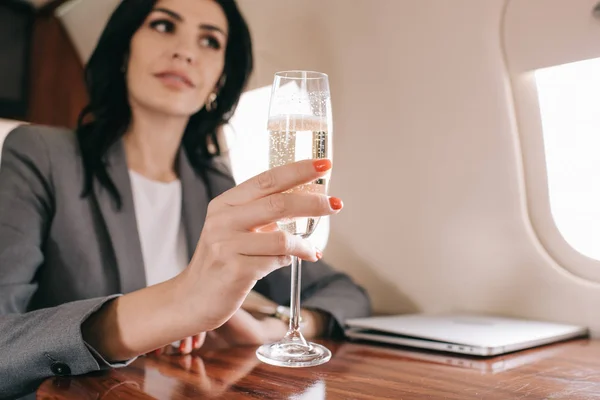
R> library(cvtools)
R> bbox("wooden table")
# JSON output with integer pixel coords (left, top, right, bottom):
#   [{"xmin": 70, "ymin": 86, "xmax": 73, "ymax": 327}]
[{"xmin": 37, "ymin": 339, "xmax": 600, "ymax": 399}]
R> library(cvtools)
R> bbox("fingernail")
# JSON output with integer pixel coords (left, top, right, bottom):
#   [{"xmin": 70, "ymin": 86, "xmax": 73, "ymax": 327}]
[
  {"xmin": 313, "ymin": 159, "xmax": 332, "ymax": 172},
  {"xmin": 329, "ymin": 197, "xmax": 343, "ymax": 210},
  {"xmin": 179, "ymin": 341, "xmax": 186, "ymax": 354},
  {"xmin": 316, "ymin": 250, "xmax": 323, "ymax": 260},
  {"xmin": 192, "ymin": 336, "xmax": 199, "ymax": 348}
]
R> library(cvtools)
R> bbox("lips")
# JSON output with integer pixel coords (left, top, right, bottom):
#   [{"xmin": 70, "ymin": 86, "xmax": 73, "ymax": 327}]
[{"xmin": 154, "ymin": 71, "xmax": 195, "ymax": 88}]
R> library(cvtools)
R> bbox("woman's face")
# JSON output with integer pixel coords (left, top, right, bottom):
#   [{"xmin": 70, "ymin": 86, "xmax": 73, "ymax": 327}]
[{"xmin": 127, "ymin": 0, "xmax": 228, "ymax": 117}]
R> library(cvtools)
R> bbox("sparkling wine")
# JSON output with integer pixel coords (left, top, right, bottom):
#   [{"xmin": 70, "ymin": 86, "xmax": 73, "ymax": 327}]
[{"xmin": 268, "ymin": 115, "xmax": 331, "ymax": 237}]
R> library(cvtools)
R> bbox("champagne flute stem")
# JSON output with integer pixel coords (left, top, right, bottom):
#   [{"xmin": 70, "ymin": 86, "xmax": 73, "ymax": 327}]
[{"xmin": 289, "ymin": 255, "xmax": 302, "ymax": 332}]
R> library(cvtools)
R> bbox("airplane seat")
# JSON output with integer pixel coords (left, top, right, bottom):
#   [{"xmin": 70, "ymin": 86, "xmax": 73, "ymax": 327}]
[{"xmin": 0, "ymin": 119, "xmax": 27, "ymax": 164}]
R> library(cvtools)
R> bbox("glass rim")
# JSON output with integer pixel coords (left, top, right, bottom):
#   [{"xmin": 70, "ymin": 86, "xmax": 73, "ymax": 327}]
[{"xmin": 274, "ymin": 70, "xmax": 328, "ymax": 80}]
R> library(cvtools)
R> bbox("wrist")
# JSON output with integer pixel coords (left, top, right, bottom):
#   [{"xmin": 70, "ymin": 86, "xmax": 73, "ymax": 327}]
[
  {"xmin": 301, "ymin": 309, "xmax": 330, "ymax": 338},
  {"xmin": 171, "ymin": 269, "xmax": 210, "ymax": 332},
  {"xmin": 93, "ymin": 275, "xmax": 205, "ymax": 361}
]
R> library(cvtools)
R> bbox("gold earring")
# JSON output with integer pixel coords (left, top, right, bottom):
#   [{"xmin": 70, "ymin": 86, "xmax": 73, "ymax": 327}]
[{"xmin": 206, "ymin": 92, "xmax": 217, "ymax": 112}]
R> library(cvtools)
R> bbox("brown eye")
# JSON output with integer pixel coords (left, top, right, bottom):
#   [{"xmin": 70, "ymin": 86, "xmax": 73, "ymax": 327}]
[
  {"xmin": 200, "ymin": 36, "xmax": 221, "ymax": 50},
  {"xmin": 150, "ymin": 19, "xmax": 175, "ymax": 33}
]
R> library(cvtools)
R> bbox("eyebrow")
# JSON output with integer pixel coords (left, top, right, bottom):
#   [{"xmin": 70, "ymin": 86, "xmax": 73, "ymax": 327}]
[{"xmin": 152, "ymin": 7, "xmax": 228, "ymax": 37}]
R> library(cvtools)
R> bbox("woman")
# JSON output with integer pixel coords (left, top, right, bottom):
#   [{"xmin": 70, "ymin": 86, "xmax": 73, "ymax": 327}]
[{"xmin": 0, "ymin": 0, "xmax": 370, "ymax": 396}]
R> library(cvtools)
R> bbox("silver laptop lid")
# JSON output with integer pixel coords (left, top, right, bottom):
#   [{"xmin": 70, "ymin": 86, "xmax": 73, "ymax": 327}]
[{"xmin": 345, "ymin": 313, "xmax": 588, "ymax": 348}]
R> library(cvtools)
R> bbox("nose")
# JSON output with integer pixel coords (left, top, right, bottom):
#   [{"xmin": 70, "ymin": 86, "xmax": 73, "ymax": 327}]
[
  {"xmin": 170, "ymin": 34, "xmax": 197, "ymax": 65},
  {"xmin": 172, "ymin": 51, "xmax": 194, "ymax": 65}
]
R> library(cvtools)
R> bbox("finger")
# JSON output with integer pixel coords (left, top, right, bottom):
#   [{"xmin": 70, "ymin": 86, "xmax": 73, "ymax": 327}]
[
  {"xmin": 255, "ymin": 222, "xmax": 278, "ymax": 233},
  {"xmin": 232, "ymin": 231, "xmax": 320, "ymax": 261},
  {"xmin": 227, "ymin": 193, "xmax": 342, "ymax": 232},
  {"xmin": 215, "ymin": 159, "xmax": 332, "ymax": 208},
  {"xmin": 163, "ymin": 344, "xmax": 179, "ymax": 356},
  {"xmin": 148, "ymin": 347, "xmax": 164, "ymax": 357},
  {"xmin": 192, "ymin": 333, "xmax": 206, "ymax": 350},
  {"xmin": 178, "ymin": 337, "xmax": 193, "ymax": 355},
  {"xmin": 236, "ymin": 254, "xmax": 295, "ymax": 282}
]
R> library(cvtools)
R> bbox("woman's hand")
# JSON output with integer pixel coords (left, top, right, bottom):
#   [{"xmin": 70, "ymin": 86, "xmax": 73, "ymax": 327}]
[
  {"xmin": 151, "ymin": 333, "xmax": 206, "ymax": 356},
  {"xmin": 242, "ymin": 291, "xmax": 332, "ymax": 339},
  {"xmin": 178, "ymin": 158, "xmax": 340, "ymax": 333},
  {"xmin": 206, "ymin": 308, "xmax": 330, "ymax": 347},
  {"xmin": 207, "ymin": 309, "xmax": 289, "ymax": 348},
  {"xmin": 147, "ymin": 310, "xmax": 286, "ymax": 357},
  {"xmin": 154, "ymin": 297, "xmax": 332, "ymax": 356},
  {"xmin": 82, "ymin": 159, "xmax": 340, "ymax": 361}
]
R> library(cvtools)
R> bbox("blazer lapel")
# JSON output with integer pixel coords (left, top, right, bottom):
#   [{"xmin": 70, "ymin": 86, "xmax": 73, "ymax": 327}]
[
  {"xmin": 94, "ymin": 140, "xmax": 146, "ymax": 293},
  {"xmin": 178, "ymin": 149, "xmax": 210, "ymax": 260}
]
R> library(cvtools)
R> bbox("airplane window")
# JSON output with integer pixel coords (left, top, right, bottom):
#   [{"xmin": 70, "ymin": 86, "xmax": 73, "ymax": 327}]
[
  {"xmin": 223, "ymin": 85, "xmax": 330, "ymax": 250},
  {"xmin": 224, "ymin": 85, "xmax": 272, "ymax": 185},
  {"xmin": 535, "ymin": 57, "xmax": 600, "ymax": 260}
]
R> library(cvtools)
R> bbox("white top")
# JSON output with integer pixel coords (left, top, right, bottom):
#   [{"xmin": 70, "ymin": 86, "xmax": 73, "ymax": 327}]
[{"xmin": 129, "ymin": 170, "xmax": 188, "ymax": 287}]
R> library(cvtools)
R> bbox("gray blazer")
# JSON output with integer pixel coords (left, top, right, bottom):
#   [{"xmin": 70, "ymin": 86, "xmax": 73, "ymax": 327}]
[{"xmin": 0, "ymin": 125, "xmax": 370, "ymax": 397}]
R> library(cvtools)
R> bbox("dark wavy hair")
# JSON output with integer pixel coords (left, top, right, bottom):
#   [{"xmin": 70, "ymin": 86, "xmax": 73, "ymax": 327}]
[{"xmin": 76, "ymin": 0, "xmax": 252, "ymax": 208}]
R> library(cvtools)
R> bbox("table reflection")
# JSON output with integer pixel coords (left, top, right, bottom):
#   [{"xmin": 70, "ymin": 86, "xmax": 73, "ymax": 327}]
[
  {"xmin": 37, "ymin": 339, "xmax": 599, "ymax": 400},
  {"xmin": 42, "ymin": 344, "xmax": 332, "ymax": 399}
]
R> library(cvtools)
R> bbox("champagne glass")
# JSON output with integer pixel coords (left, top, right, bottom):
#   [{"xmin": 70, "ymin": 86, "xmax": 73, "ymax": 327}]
[{"xmin": 256, "ymin": 71, "xmax": 333, "ymax": 368}]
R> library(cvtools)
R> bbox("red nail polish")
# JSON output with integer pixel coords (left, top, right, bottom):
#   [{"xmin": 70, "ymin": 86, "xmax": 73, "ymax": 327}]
[
  {"xmin": 192, "ymin": 336, "xmax": 199, "ymax": 348},
  {"xmin": 313, "ymin": 159, "xmax": 332, "ymax": 172},
  {"xmin": 179, "ymin": 341, "xmax": 186, "ymax": 354},
  {"xmin": 329, "ymin": 197, "xmax": 343, "ymax": 210},
  {"xmin": 316, "ymin": 250, "xmax": 323, "ymax": 260}
]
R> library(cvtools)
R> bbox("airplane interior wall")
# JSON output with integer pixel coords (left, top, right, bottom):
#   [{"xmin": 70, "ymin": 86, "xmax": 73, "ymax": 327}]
[
  {"xmin": 28, "ymin": 6, "xmax": 87, "ymax": 127},
  {"xmin": 238, "ymin": 0, "xmax": 600, "ymax": 335},
  {"xmin": 40, "ymin": 0, "xmax": 600, "ymax": 336}
]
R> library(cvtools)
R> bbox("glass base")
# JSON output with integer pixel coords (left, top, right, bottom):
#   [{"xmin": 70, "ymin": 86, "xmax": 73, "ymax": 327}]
[{"xmin": 256, "ymin": 339, "xmax": 331, "ymax": 368}]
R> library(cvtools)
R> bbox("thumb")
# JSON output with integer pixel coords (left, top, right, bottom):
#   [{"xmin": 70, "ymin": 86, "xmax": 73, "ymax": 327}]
[{"xmin": 193, "ymin": 332, "xmax": 207, "ymax": 350}]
